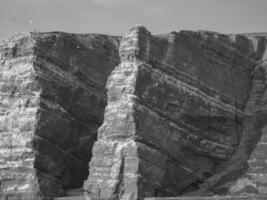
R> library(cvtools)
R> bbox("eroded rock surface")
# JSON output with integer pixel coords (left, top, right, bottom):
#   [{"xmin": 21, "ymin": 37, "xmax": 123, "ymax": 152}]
[
  {"xmin": 1, "ymin": 26, "xmax": 267, "ymax": 200},
  {"xmin": 0, "ymin": 32, "xmax": 120, "ymax": 199},
  {"xmin": 84, "ymin": 26, "xmax": 267, "ymax": 199}
]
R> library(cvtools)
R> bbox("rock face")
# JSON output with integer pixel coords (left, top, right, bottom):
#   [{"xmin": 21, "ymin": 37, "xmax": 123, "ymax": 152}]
[
  {"xmin": 0, "ymin": 33, "xmax": 39, "ymax": 199},
  {"xmin": 1, "ymin": 26, "xmax": 267, "ymax": 200},
  {"xmin": 228, "ymin": 34, "xmax": 267, "ymax": 195},
  {"xmin": 84, "ymin": 26, "xmax": 267, "ymax": 199},
  {"xmin": 0, "ymin": 32, "xmax": 120, "ymax": 199}
]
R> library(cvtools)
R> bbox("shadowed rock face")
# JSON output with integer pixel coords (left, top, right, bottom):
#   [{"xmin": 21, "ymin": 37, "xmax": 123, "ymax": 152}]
[
  {"xmin": 1, "ymin": 26, "xmax": 267, "ymax": 200},
  {"xmin": 84, "ymin": 26, "xmax": 267, "ymax": 199},
  {"xmin": 0, "ymin": 32, "xmax": 120, "ymax": 199}
]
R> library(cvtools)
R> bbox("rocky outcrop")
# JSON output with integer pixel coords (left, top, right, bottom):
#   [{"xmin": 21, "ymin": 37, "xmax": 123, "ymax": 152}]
[
  {"xmin": 1, "ymin": 26, "xmax": 267, "ymax": 200},
  {"xmin": 83, "ymin": 26, "xmax": 267, "ymax": 199},
  {"xmin": 146, "ymin": 194, "xmax": 267, "ymax": 200},
  {"xmin": 228, "ymin": 34, "xmax": 267, "ymax": 195},
  {"xmin": 0, "ymin": 33, "xmax": 40, "ymax": 199},
  {"xmin": 0, "ymin": 32, "xmax": 120, "ymax": 199}
]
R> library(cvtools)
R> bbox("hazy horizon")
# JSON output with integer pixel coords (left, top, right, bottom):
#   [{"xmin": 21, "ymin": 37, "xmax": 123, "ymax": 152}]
[{"xmin": 1, "ymin": 0, "xmax": 267, "ymax": 39}]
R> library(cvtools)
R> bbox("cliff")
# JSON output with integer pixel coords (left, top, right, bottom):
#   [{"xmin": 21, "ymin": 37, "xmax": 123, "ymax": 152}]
[
  {"xmin": 84, "ymin": 26, "xmax": 267, "ymax": 199},
  {"xmin": 0, "ymin": 32, "xmax": 120, "ymax": 199},
  {"xmin": 1, "ymin": 26, "xmax": 267, "ymax": 200}
]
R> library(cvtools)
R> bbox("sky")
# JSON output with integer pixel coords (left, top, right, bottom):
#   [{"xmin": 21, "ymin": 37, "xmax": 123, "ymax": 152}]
[{"xmin": 0, "ymin": 0, "xmax": 267, "ymax": 39}]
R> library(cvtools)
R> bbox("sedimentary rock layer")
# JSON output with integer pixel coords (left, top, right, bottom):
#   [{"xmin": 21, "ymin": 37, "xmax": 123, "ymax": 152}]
[
  {"xmin": 0, "ymin": 32, "xmax": 120, "ymax": 199},
  {"xmin": 146, "ymin": 194, "xmax": 267, "ymax": 200},
  {"xmin": 0, "ymin": 33, "xmax": 40, "ymax": 199},
  {"xmin": 84, "ymin": 26, "xmax": 267, "ymax": 199},
  {"xmin": 1, "ymin": 26, "xmax": 267, "ymax": 200},
  {"xmin": 228, "ymin": 34, "xmax": 267, "ymax": 195}
]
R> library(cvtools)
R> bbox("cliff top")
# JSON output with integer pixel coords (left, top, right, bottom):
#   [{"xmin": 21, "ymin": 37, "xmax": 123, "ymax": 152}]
[{"xmin": 1, "ymin": 26, "xmax": 267, "ymax": 47}]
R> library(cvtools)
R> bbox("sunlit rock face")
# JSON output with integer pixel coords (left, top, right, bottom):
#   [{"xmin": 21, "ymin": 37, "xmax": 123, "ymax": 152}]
[
  {"xmin": 1, "ymin": 26, "xmax": 267, "ymax": 200},
  {"xmin": 0, "ymin": 32, "xmax": 120, "ymax": 199},
  {"xmin": 84, "ymin": 26, "xmax": 267, "ymax": 199},
  {"xmin": 0, "ymin": 33, "xmax": 40, "ymax": 199}
]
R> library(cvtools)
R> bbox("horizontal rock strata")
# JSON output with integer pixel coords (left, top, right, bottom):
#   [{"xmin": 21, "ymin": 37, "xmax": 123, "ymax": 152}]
[{"xmin": 0, "ymin": 33, "xmax": 40, "ymax": 200}]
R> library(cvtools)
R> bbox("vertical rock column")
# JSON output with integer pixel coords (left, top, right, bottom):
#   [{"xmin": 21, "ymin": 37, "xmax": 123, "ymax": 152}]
[
  {"xmin": 83, "ymin": 26, "xmax": 149, "ymax": 200},
  {"xmin": 0, "ymin": 34, "xmax": 41, "ymax": 199}
]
